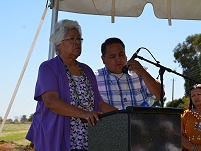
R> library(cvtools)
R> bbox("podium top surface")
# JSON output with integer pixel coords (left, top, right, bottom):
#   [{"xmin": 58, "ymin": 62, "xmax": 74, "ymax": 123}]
[
  {"xmin": 99, "ymin": 106, "xmax": 183, "ymax": 119},
  {"xmin": 126, "ymin": 106, "xmax": 183, "ymax": 114}
]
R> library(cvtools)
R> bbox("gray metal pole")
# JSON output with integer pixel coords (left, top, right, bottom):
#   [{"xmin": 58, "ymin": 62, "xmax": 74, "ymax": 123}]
[
  {"xmin": 48, "ymin": 0, "xmax": 59, "ymax": 59},
  {"xmin": 172, "ymin": 78, "xmax": 174, "ymax": 107}
]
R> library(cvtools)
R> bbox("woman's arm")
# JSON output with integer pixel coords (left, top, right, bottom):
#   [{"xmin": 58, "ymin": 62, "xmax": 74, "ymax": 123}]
[
  {"xmin": 181, "ymin": 134, "xmax": 195, "ymax": 150},
  {"xmin": 42, "ymin": 91, "xmax": 100, "ymax": 126}
]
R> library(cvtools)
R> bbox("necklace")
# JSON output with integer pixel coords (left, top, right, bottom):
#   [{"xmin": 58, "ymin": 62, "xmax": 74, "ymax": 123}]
[
  {"xmin": 191, "ymin": 109, "xmax": 201, "ymax": 120},
  {"xmin": 109, "ymin": 74, "xmax": 129, "ymax": 102},
  {"xmin": 64, "ymin": 63, "xmax": 94, "ymax": 108},
  {"xmin": 191, "ymin": 109, "xmax": 201, "ymax": 131},
  {"xmin": 111, "ymin": 73, "xmax": 124, "ymax": 80}
]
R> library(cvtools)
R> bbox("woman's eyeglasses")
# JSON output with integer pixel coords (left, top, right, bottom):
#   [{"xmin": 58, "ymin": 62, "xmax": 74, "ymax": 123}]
[{"xmin": 62, "ymin": 37, "xmax": 83, "ymax": 43}]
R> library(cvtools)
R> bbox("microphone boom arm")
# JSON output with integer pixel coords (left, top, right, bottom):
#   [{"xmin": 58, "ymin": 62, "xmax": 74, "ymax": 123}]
[{"xmin": 136, "ymin": 55, "xmax": 200, "ymax": 107}]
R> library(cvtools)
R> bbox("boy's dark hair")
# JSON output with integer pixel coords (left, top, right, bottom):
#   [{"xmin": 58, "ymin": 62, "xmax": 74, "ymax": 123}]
[{"xmin": 101, "ymin": 37, "xmax": 125, "ymax": 56}]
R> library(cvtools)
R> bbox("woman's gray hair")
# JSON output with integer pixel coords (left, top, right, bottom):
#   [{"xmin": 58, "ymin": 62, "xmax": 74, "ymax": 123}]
[{"xmin": 49, "ymin": 19, "xmax": 82, "ymax": 55}]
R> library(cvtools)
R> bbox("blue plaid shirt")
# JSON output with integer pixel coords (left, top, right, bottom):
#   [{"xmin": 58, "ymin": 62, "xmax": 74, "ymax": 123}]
[{"xmin": 95, "ymin": 67, "xmax": 155, "ymax": 109}]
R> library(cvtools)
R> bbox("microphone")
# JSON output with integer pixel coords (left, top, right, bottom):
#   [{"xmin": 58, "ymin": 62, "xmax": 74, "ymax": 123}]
[{"xmin": 122, "ymin": 48, "xmax": 141, "ymax": 74}]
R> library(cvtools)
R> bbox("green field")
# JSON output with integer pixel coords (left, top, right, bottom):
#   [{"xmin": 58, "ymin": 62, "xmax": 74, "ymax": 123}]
[{"xmin": 0, "ymin": 123, "xmax": 31, "ymax": 146}]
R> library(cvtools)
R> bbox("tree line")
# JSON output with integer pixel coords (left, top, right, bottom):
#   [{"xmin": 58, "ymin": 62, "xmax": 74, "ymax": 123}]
[
  {"xmin": 153, "ymin": 33, "xmax": 201, "ymax": 109},
  {"xmin": 0, "ymin": 114, "xmax": 33, "ymax": 123},
  {"xmin": 173, "ymin": 33, "xmax": 201, "ymax": 95}
]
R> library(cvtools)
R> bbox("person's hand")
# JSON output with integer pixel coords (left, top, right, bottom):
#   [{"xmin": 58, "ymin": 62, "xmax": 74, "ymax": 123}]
[
  {"xmin": 127, "ymin": 60, "xmax": 145, "ymax": 76},
  {"xmin": 81, "ymin": 111, "xmax": 102, "ymax": 126}
]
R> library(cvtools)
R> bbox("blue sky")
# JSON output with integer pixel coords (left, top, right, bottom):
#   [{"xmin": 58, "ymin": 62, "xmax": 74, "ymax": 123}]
[{"xmin": 1, "ymin": 1, "xmax": 201, "ymax": 120}]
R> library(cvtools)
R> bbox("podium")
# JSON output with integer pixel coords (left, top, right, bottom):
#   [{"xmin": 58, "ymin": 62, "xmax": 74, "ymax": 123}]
[{"xmin": 88, "ymin": 106, "xmax": 183, "ymax": 151}]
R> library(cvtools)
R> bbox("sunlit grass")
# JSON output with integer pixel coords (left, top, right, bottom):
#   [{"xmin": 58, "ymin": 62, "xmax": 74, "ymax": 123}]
[{"xmin": 0, "ymin": 123, "xmax": 31, "ymax": 146}]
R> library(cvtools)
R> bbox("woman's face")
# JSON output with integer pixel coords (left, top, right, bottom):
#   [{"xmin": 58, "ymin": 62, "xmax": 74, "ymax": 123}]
[
  {"xmin": 57, "ymin": 28, "xmax": 82, "ymax": 60},
  {"xmin": 191, "ymin": 88, "xmax": 201, "ymax": 108}
]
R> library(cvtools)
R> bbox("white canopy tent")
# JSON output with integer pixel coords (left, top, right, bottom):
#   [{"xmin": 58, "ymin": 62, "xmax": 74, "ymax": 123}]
[
  {"xmin": 57, "ymin": 0, "xmax": 201, "ymax": 19},
  {"xmin": 48, "ymin": 0, "xmax": 201, "ymax": 58}
]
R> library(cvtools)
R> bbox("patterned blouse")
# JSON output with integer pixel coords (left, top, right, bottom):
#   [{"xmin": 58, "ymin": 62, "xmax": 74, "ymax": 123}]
[{"xmin": 69, "ymin": 75, "xmax": 94, "ymax": 150}]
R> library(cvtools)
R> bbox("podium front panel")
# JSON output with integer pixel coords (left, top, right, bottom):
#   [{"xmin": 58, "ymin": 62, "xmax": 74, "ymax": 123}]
[
  {"xmin": 88, "ymin": 107, "xmax": 183, "ymax": 151},
  {"xmin": 88, "ymin": 113, "xmax": 129, "ymax": 151},
  {"xmin": 130, "ymin": 113, "xmax": 181, "ymax": 151}
]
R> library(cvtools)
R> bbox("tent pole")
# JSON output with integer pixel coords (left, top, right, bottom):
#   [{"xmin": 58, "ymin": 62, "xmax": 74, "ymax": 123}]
[
  {"xmin": 0, "ymin": 5, "xmax": 49, "ymax": 135},
  {"xmin": 48, "ymin": 0, "xmax": 59, "ymax": 59}
]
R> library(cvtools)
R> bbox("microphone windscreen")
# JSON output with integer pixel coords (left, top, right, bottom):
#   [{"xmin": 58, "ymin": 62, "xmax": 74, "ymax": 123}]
[{"xmin": 122, "ymin": 65, "xmax": 128, "ymax": 74}]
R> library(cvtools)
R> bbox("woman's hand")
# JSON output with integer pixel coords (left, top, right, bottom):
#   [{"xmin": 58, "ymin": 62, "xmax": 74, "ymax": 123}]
[{"xmin": 81, "ymin": 111, "xmax": 102, "ymax": 126}]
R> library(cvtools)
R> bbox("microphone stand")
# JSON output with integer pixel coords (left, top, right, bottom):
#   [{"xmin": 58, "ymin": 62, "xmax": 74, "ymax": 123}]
[{"xmin": 136, "ymin": 55, "xmax": 200, "ymax": 107}]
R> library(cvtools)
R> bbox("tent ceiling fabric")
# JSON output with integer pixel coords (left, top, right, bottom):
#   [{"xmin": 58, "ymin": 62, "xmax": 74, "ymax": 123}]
[{"xmin": 58, "ymin": 0, "xmax": 201, "ymax": 20}]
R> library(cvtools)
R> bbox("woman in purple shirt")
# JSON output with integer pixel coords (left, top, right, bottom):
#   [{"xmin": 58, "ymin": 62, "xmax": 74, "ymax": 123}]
[{"xmin": 26, "ymin": 19, "xmax": 117, "ymax": 151}]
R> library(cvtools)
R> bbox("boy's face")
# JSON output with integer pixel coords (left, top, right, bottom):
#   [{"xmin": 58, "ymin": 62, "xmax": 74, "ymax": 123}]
[{"xmin": 102, "ymin": 43, "xmax": 127, "ymax": 74}]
